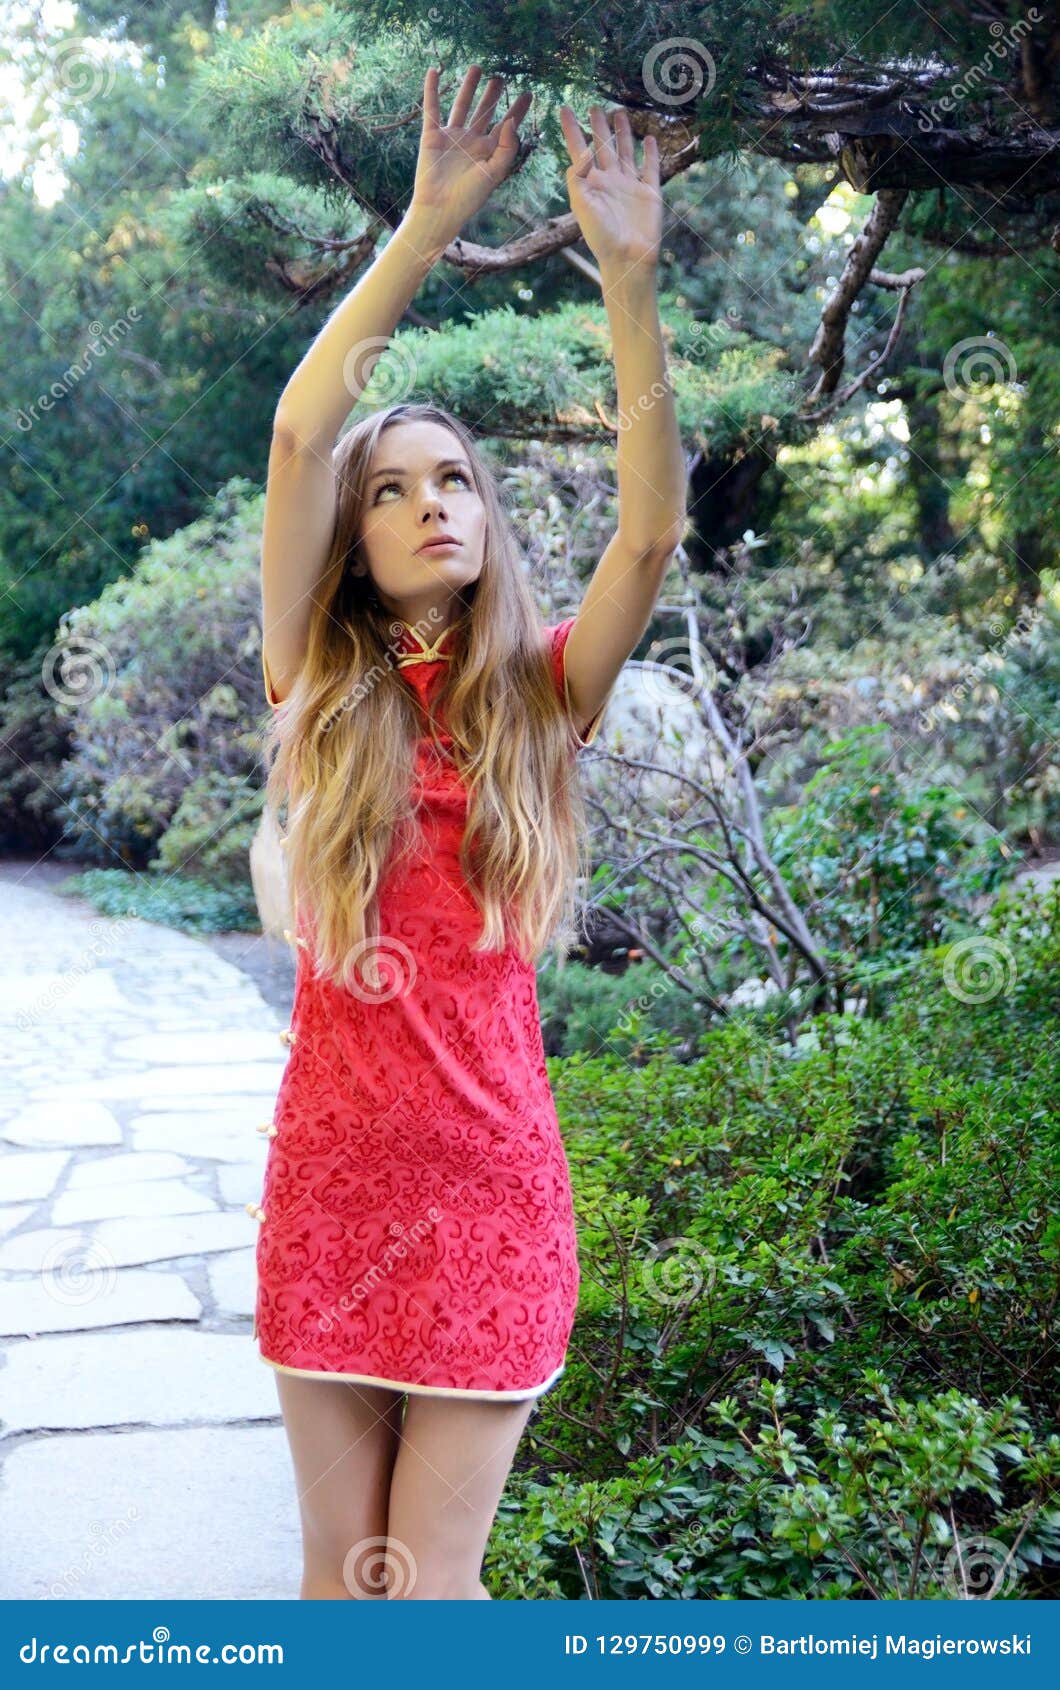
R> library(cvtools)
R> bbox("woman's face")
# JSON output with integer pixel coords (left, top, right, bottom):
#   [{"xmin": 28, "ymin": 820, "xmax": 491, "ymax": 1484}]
[{"xmin": 353, "ymin": 419, "xmax": 486, "ymax": 626}]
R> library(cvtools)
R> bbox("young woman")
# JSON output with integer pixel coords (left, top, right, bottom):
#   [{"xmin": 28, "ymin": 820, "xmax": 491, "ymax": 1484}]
[{"xmin": 253, "ymin": 64, "xmax": 685, "ymax": 1601}]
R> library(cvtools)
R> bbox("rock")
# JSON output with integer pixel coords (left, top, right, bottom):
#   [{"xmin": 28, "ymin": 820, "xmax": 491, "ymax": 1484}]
[
  {"xmin": 0, "ymin": 1329, "xmax": 276, "ymax": 1434},
  {"xmin": 0, "ymin": 1269, "xmax": 200, "ymax": 1337},
  {"xmin": 0, "ymin": 1426, "xmax": 299, "ymax": 1599},
  {"xmin": 52, "ymin": 1179, "xmax": 218, "ymax": 1227},
  {"xmin": 0, "ymin": 1149, "xmax": 71, "ymax": 1200},
  {"xmin": 0, "ymin": 1211, "xmax": 252, "ymax": 1273},
  {"xmin": 2, "ymin": 1101, "xmax": 121, "ymax": 1149}
]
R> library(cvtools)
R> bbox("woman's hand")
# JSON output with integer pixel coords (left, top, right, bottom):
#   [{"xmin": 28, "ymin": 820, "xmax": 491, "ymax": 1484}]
[
  {"xmin": 559, "ymin": 104, "xmax": 661, "ymax": 278},
  {"xmin": 405, "ymin": 64, "xmax": 533, "ymax": 252}
]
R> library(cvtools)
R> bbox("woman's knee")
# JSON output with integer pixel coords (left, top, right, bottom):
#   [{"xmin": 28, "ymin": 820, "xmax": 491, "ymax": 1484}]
[
  {"xmin": 382, "ymin": 1392, "xmax": 535, "ymax": 1598},
  {"xmin": 274, "ymin": 1374, "xmax": 404, "ymax": 1593},
  {"xmin": 382, "ymin": 1560, "xmax": 486, "ymax": 1601}
]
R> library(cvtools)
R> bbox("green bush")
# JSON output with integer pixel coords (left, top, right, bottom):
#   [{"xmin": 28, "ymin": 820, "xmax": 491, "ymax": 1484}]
[
  {"xmin": 494, "ymin": 1382, "xmax": 1060, "ymax": 1599},
  {"xmin": 0, "ymin": 643, "xmax": 75, "ymax": 853},
  {"xmin": 766, "ymin": 725, "xmax": 1011, "ymax": 1006},
  {"xmin": 536, "ymin": 954, "xmax": 707, "ymax": 1060},
  {"xmin": 486, "ymin": 883, "xmax": 1060, "ymax": 1599},
  {"xmin": 149, "ymin": 769, "xmax": 265, "ymax": 886},
  {"xmin": 51, "ymin": 477, "xmax": 270, "ymax": 870},
  {"xmin": 58, "ymin": 867, "xmax": 260, "ymax": 933}
]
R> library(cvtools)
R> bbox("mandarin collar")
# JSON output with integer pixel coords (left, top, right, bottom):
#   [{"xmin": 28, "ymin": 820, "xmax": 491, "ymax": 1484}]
[{"xmin": 392, "ymin": 618, "xmax": 461, "ymax": 667}]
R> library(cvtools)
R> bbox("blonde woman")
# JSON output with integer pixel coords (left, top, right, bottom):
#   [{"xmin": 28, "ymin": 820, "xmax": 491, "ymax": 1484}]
[{"xmin": 253, "ymin": 64, "xmax": 685, "ymax": 1601}]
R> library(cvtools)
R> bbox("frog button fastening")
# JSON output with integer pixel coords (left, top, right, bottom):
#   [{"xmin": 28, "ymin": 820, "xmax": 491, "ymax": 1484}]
[
  {"xmin": 256, "ymin": 1121, "xmax": 279, "ymax": 1139},
  {"xmin": 245, "ymin": 1201, "xmax": 267, "ymax": 1223},
  {"xmin": 278, "ymin": 1027, "xmax": 296, "ymax": 1048}
]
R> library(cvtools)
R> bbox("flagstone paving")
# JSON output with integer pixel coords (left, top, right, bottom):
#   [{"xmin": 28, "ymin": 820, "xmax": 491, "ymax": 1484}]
[{"xmin": 0, "ymin": 868, "xmax": 303, "ymax": 1599}]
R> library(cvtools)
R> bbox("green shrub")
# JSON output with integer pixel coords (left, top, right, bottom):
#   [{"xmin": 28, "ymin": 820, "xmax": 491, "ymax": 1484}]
[
  {"xmin": 149, "ymin": 770, "xmax": 265, "ymax": 886},
  {"xmin": 493, "ymin": 1381, "xmax": 1060, "ymax": 1600},
  {"xmin": 58, "ymin": 867, "xmax": 260, "ymax": 932},
  {"xmin": 766, "ymin": 725, "xmax": 1010, "ymax": 1006},
  {"xmin": 488, "ymin": 884, "xmax": 1060, "ymax": 1598},
  {"xmin": 0, "ymin": 643, "xmax": 75, "ymax": 853},
  {"xmin": 536, "ymin": 954, "xmax": 706, "ymax": 1059},
  {"xmin": 52, "ymin": 477, "xmax": 270, "ymax": 870}
]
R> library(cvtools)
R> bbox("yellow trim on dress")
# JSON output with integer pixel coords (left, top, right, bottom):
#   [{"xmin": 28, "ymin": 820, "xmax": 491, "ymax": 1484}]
[
  {"xmin": 263, "ymin": 620, "xmax": 612, "ymax": 748},
  {"xmin": 393, "ymin": 619, "xmax": 457, "ymax": 667},
  {"xmin": 256, "ymin": 1351, "xmax": 565, "ymax": 1401},
  {"xmin": 262, "ymin": 645, "xmax": 279, "ymax": 708}
]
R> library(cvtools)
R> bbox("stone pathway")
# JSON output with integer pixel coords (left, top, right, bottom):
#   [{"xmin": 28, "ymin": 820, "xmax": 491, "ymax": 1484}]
[{"xmin": 0, "ymin": 869, "xmax": 303, "ymax": 1599}]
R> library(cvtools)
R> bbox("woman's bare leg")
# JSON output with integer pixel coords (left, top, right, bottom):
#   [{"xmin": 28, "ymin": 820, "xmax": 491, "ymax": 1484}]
[
  {"xmin": 273, "ymin": 1371, "xmax": 405, "ymax": 1598},
  {"xmin": 384, "ymin": 1392, "xmax": 537, "ymax": 1600}
]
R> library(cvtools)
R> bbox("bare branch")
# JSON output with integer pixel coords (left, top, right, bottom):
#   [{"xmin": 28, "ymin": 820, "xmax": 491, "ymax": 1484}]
[{"xmin": 806, "ymin": 187, "xmax": 910, "ymax": 401}]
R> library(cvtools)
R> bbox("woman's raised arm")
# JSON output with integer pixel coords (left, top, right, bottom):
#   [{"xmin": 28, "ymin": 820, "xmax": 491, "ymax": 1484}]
[
  {"xmin": 261, "ymin": 64, "xmax": 532, "ymax": 704},
  {"xmin": 551, "ymin": 103, "xmax": 686, "ymax": 737}
]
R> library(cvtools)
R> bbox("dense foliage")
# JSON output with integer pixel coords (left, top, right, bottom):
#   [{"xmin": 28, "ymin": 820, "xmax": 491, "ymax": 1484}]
[
  {"xmin": 2, "ymin": 0, "xmax": 1058, "ymax": 1599},
  {"xmin": 495, "ymin": 882, "xmax": 1060, "ymax": 1599}
]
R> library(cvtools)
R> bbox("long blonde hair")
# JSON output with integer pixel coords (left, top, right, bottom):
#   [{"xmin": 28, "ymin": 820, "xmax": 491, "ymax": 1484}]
[{"xmin": 261, "ymin": 402, "xmax": 592, "ymax": 991}]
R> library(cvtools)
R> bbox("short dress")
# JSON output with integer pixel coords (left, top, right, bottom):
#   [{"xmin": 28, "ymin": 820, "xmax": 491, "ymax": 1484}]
[{"xmin": 250, "ymin": 616, "xmax": 609, "ymax": 1400}]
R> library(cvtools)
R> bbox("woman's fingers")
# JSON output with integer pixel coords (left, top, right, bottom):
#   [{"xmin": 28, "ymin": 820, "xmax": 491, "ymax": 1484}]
[
  {"xmin": 486, "ymin": 88, "xmax": 532, "ymax": 146},
  {"xmin": 446, "ymin": 63, "xmax": 483, "ymax": 129},
  {"xmin": 468, "ymin": 74, "xmax": 506, "ymax": 134},
  {"xmin": 422, "ymin": 66, "xmax": 440, "ymax": 134},
  {"xmin": 558, "ymin": 105, "xmax": 593, "ymax": 174},
  {"xmin": 588, "ymin": 104, "xmax": 617, "ymax": 168},
  {"xmin": 560, "ymin": 103, "xmax": 652, "ymax": 178},
  {"xmin": 613, "ymin": 106, "xmax": 635, "ymax": 172},
  {"xmin": 643, "ymin": 130, "xmax": 660, "ymax": 188}
]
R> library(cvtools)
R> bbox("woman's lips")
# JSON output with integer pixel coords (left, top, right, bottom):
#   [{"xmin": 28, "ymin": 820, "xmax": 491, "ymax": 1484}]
[{"xmin": 417, "ymin": 538, "xmax": 461, "ymax": 551}]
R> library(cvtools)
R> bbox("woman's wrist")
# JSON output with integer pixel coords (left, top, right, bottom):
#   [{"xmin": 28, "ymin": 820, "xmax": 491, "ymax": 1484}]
[
  {"xmin": 397, "ymin": 206, "xmax": 459, "ymax": 266},
  {"xmin": 599, "ymin": 254, "xmax": 660, "ymax": 296}
]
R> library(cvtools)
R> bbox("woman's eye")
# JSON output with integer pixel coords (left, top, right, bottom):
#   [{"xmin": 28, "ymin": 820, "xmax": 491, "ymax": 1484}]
[{"xmin": 373, "ymin": 470, "xmax": 470, "ymax": 503}]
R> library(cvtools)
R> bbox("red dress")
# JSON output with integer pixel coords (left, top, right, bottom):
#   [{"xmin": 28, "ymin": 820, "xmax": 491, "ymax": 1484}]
[{"xmin": 251, "ymin": 616, "xmax": 606, "ymax": 1399}]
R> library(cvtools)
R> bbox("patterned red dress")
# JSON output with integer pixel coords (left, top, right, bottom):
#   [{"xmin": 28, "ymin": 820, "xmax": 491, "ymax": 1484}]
[{"xmin": 251, "ymin": 616, "xmax": 607, "ymax": 1399}]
